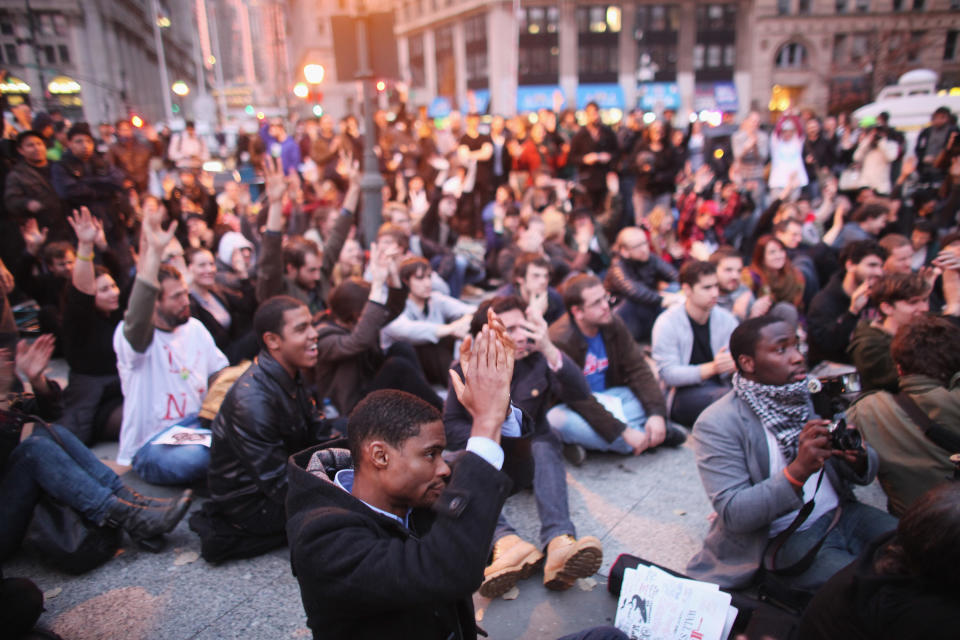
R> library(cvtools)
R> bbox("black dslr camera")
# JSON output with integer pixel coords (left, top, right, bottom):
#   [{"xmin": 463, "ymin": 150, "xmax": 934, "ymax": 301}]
[
  {"xmin": 809, "ymin": 372, "xmax": 861, "ymax": 418},
  {"xmin": 826, "ymin": 414, "xmax": 862, "ymax": 451}
]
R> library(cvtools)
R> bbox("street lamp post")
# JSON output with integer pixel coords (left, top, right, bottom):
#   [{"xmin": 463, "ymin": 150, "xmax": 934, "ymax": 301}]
[
  {"xmin": 354, "ymin": 1, "xmax": 384, "ymax": 249},
  {"xmin": 151, "ymin": 0, "xmax": 174, "ymax": 123}
]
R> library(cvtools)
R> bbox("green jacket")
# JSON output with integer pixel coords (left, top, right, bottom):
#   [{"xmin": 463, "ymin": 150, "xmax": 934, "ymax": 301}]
[{"xmin": 847, "ymin": 373, "xmax": 960, "ymax": 516}]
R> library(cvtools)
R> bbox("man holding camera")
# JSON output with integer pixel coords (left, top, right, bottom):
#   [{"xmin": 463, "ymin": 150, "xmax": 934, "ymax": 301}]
[{"xmin": 686, "ymin": 317, "xmax": 896, "ymax": 592}]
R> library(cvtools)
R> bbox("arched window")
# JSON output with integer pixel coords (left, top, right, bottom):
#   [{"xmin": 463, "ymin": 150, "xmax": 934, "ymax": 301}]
[{"xmin": 775, "ymin": 42, "xmax": 808, "ymax": 69}]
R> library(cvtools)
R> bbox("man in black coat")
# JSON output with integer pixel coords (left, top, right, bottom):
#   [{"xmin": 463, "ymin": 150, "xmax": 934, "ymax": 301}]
[
  {"xmin": 190, "ymin": 295, "xmax": 336, "ymax": 563},
  {"xmin": 604, "ymin": 226, "xmax": 678, "ymax": 342},
  {"xmin": 286, "ymin": 319, "xmax": 515, "ymax": 640},
  {"xmin": 568, "ymin": 101, "xmax": 619, "ymax": 211}
]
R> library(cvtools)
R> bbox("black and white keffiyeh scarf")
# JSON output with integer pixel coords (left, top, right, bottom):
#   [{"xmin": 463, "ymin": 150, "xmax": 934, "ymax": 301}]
[{"xmin": 733, "ymin": 373, "xmax": 810, "ymax": 462}]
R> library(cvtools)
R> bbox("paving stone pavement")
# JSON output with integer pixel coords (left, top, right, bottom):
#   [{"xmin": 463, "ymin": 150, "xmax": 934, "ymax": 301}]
[{"xmin": 7, "ymin": 423, "xmax": 886, "ymax": 640}]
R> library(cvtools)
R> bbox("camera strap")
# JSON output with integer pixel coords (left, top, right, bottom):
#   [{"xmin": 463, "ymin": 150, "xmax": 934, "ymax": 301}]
[
  {"xmin": 892, "ymin": 392, "xmax": 960, "ymax": 454},
  {"xmin": 762, "ymin": 469, "xmax": 843, "ymax": 577}
]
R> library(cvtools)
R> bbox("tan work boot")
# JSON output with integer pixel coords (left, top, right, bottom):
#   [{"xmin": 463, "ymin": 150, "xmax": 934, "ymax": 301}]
[
  {"xmin": 479, "ymin": 534, "xmax": 544, "ymax": 598},
  {"xmin": 542, "ymin": 534, "xmax": 603, "ymax": 591}
]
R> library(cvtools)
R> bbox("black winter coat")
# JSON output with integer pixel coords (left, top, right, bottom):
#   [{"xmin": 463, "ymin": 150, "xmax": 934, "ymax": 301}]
[
  {"xmin": 286, "ymin": 443, "xmax": 511, "ymax": 640},
  {"xmin": 207, "ymin": 351, "xmax": 333, "ymax": 522},
  {"xmin": 604, "ymin": 254, "xmax": 678, "ymax": 307}
]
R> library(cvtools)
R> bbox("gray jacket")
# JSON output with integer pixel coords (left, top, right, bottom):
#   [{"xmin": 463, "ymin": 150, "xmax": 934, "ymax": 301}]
[
  {"xmin": 686, "ymin": 390, "xmax": 879, "ymax": 588},
  {"xmin": 651, "ymin": 303, "xmax": 739, "ymax": 388}
]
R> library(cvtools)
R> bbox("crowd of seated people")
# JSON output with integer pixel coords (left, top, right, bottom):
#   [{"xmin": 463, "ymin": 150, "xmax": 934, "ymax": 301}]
[{"xmin": 0, "ymin": 99, "xmax": 959, "ymax": 638}]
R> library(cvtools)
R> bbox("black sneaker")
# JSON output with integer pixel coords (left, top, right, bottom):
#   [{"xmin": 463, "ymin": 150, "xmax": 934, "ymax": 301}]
[
  {"xmin": 660, "ymin": 424, "xmax": 688, "ymax": 448},
  {"xmin": 563, "ymin": 443, "xmax": 587, "ymax": 466}
]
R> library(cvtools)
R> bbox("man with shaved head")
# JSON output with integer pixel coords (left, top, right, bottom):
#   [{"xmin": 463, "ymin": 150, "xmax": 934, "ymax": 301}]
[{"xmin": 604, "ymin": 226, "xmax": 678, "ymax": 341}]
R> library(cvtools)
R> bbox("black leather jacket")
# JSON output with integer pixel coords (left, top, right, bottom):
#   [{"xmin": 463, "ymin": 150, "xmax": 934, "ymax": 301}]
[
  {"xmin": 604, "ymin": 254, "xmax": 678, "ymax": 307},
  {"xmin": 207, "ymin": 350, "xmax": 333, "ymax": 521}
]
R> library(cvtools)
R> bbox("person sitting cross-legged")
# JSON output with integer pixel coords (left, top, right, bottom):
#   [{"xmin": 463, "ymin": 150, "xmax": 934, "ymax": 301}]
[
  {"xmin": 191, "ymin": 295, "xmax": 339, "ymax": 563},
  {"xmin": 651, "ymin": 261, "xmax": 739, "ymax": 428},
  {"xmin": 445, "ymin": 297, "xmax": 604, "ymax": 597},
  {"xmin": 547, "ymin": 274, "xmax": 682, "ymax": 464},
  {"xmin": 380, "ymin": 256, "xmax": 477, "ymax": 386},
  {"xmin": 113, "ymin": 200, "xmax": 228, "ymax": 485}
]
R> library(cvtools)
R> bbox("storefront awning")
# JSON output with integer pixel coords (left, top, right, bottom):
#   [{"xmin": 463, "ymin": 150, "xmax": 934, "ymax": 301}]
[
  {"xmin": 516, "ymin": 85, "xmax": 565, "ymax": 113},
  {"xmin": 577, "ymin": 83, "xmax": 625, "ymax": 110},
  {"xmin": 428, "ymin": 96, "xmax": 453, "ymax": 119},
  {"xmin": 0, "ymin": 76, "xmax": 30, "ymax": 94},
  {"xmin": 637, "ymin": 82, "xmax": 680, "ymax": 111},
  {"xmin": 465, "ymin": 89, "xmax": 490, "ymax": 114}
]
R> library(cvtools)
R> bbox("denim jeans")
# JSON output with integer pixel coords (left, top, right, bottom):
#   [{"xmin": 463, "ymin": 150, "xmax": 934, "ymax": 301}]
[
  {"xmin": 0, "ymin": 424, "xmax": 122, "ymax": 561},
  {"xmin": 775, "ymin": 501, "xmax": 898, "ymax": 592},
  {"xmin": 131, "ymin": 420, "xmax": 211, "ymax": 486},
  {"xmin": 494, "ymin": 429, "xmax": 576, "ymax": 549},
  {"xmin": 547, "ymin": 386, "xmax": 645, "ymax": 454}
]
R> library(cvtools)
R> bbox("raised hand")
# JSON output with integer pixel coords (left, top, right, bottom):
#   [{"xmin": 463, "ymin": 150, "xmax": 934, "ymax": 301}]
[
  {"xmin": 67, "ymin": 207, "xmax": 103, "ymax": 246},
  {"xmin": 264, "ymin": 155, "xmax": 287, "ymax": 204},
  {"xmin": 142, "ymin": 199, "xmax": 178, "ymax": 255},
  {"xmin": 21, "ymin": 218, "xmax": 48, "ymax": 256},
  {"xmin": 16, "ymin": 334, "xmax": 55, "ymax": 384},
  {"xmin": 450, "ymin": 312, "xmax": 515, "ymax": 441}
]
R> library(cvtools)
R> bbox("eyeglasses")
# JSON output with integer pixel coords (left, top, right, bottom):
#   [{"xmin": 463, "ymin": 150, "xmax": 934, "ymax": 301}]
[{"xmin": 583, "ymin": 293, "xmax": 612, "ymax": 309}]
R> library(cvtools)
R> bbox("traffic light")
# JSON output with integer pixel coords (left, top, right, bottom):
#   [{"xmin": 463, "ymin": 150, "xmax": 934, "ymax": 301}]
[
  {"xmin": 244, "ymin": 104, "xmax": 255, "ymax": 116},
  {"xmin": 131, "ymin": 115, "xmax": 144, "ymax": 128},
  {"xmin": 312, "ymin": 104, "xmax": 323, "ymax": 117}
]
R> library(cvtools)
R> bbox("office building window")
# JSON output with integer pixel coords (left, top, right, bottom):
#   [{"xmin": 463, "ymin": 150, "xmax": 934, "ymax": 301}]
[
  {"xmin": 908, "ymin": 31, "xmax": 924, "ymax": 62},
  {"xmin": 636, "ymin": 5, "xmax": 678, "ymax": 82},
  {"xmin": 577, "ymin": 4, "xmax": 620, "ymax": 82},
  {"xmin": 519, "ymin": 5, "xmax": 559, "ymax": 84},
  {"xmin": 912, "ymin": 0, "xmax": 925, "ymax": 9},
  {"xmin": 833, "ymin": 34, "xmax": 847, "ymax": 63},
  {"xmin": 409, "ymin": 33, "xmax": 425, "ymax": 87},
  {"xmin": 435, "ymin": 25, "xmax": 455, "ymax": 97},
  {"xmin": 775, "ymin": 42, "xmax": 808, "ymax": 69},
  {"xmin": 945, "ymin": 30, "xmax": 958, "ymax": 60},
  {"xmin": 695, "ymin": 3, "xmax": 736, "ymax": 81},
  {"xmin": 464, "ymin": 13, "xmax": 487, "ymax": 90},
  {"xmin": 855, "ymin": 0, "xmax": 869, "ymax": 11},
  {"xmin": 836, "ymin": 0, "xmax": 849, "ymax": 12},
  {"xmin": 777, "ymin": 0, "xmax": 790, "ymax": 15}
]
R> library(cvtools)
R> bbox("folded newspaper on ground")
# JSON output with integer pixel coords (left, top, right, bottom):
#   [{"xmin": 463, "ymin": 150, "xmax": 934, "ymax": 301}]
[
  {"xmin": 615, "ymin": 564, "xmax": 738, "ymax": 640},
  {"xmin": 151, "ymin": 426, "xmax": 212, "ymax": 447}
]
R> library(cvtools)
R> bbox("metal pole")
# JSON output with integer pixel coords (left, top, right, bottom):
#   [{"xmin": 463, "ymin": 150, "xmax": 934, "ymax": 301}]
[
  {"xmin": 355, "ymin": 5, "xmax": 383, "ymax": 248},
  {"xmin": 151, "ymin": 0, "xmax": 174, "ymax": 123},
  {"xmin": 24, "ymin": 0, "xmax": 46, "ymax": 112},
  {"xmin": 206, "ymin": 0, "xmax": 229, "ymax": 123}
]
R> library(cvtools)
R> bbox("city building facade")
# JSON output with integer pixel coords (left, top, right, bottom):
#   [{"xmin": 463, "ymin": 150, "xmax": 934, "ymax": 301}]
[
  {"xmin": 393, "ymin": 0, "xmax": 755, "ymax": 119},
  {"xmin": 0, "ymin": 0, "xmax": 199, "ymax": 125},
  {"xmin": 751, "ymin": 0, "xmax": 960, "ymax": 115}
]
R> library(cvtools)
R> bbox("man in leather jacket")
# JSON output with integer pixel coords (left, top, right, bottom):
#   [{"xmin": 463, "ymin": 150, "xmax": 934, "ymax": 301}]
[
  {"xmin": 190, "ymin": 295, "xmax": 336, "ymax": 563},
  {"xmin": 604, "ymin": 226, "xmax": 678, "ymax": 342}
]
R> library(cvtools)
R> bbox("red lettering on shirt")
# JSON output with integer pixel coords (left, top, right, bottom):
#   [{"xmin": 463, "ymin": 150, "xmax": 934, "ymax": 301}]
[
  {"xmin": 164, "ymin": 393, "xmax": 187, "ymax": 420},
  {"xmin": 583, "ymin": 353, "xmax": 608, "ymax": 376}
]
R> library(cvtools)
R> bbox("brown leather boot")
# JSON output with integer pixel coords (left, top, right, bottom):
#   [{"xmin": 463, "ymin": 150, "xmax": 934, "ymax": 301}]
[
  {"xmin": 542, "ymin": 534, "xmax": 603, "ymax": 591},
  {"xmin": 479, "ymin": 534, "xmax": 544, "ymax": 598}
]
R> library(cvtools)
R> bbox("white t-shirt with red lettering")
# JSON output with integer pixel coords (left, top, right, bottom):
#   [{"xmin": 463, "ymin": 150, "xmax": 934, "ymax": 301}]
[{"xmin": 113, "ymin": 318, "xmax": 228, "ymax": 465}]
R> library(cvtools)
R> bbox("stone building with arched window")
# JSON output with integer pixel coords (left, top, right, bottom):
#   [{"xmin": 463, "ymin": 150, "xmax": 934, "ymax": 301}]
[{"xmin": 750, "ymin": 0, "xmax": 960, "ymax": 117}]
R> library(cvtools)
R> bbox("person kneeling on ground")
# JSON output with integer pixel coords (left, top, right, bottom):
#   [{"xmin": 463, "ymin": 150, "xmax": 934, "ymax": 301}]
[
  {"xmin": 686, "ymin": 316, "xmax": 897, "ymax": 593},
  {"xmin": 547, "ymin": 274, "xmax": 682, "ymax": 464},
  {"xmin": 192, "ymin": 295, "xmax": 338, "ymax": 562}
]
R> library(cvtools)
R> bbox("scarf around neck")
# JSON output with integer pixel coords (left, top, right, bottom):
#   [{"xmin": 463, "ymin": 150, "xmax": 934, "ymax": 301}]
[{"xmin": 733, "ymin": 372, "xmax": 810, "ymax": 462}]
